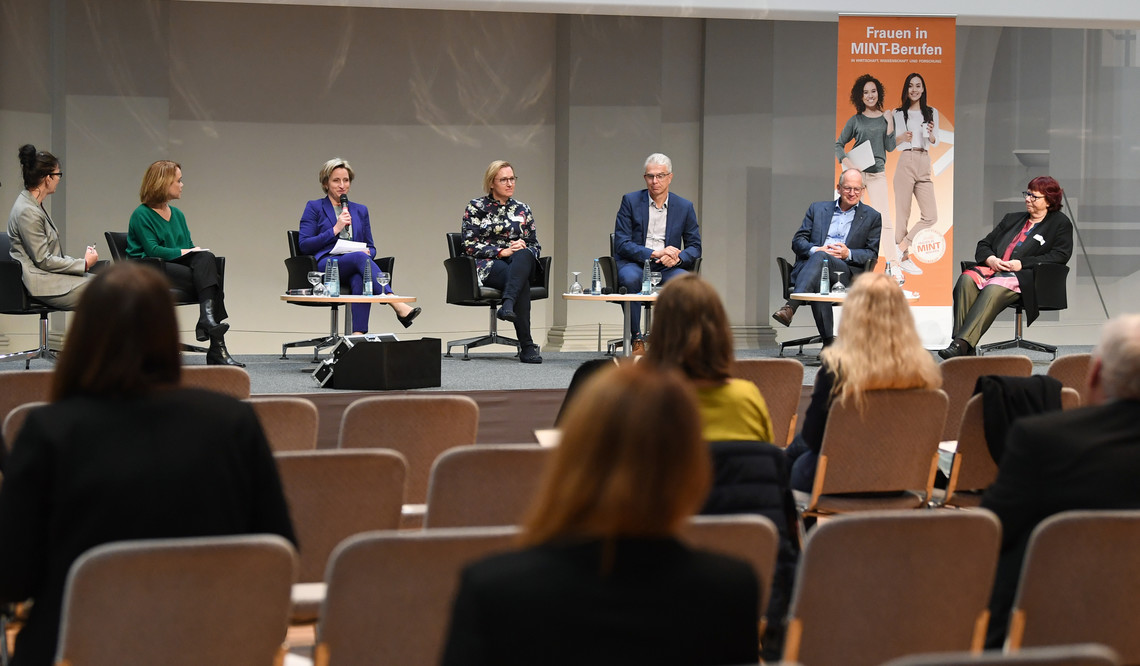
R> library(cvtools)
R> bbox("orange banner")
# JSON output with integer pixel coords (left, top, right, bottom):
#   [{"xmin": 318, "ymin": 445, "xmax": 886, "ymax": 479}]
[{"xmin": 837, "ymin": 15, "xmax": 956, "ymax": 343}]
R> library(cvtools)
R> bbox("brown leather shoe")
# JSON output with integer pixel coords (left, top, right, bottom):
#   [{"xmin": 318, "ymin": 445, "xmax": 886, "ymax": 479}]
[
  {"xmin": 772, "ymin": 304, "xmax": 796, "ymax": 327},
  {"xmin": 631, "ymin": 338, "xmax": 646, "ymax": 356}
]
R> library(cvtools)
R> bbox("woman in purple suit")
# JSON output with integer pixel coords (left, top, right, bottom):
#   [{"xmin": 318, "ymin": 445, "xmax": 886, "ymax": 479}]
[{"xmin": 298, "ymin": 158, "xmax": 421, "ymax": 333}]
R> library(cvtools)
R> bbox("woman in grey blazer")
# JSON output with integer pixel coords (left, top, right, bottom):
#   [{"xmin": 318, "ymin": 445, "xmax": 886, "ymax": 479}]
[{"xmin": 6, "ymin": 145, "xmax": 97, "ymax": 309}]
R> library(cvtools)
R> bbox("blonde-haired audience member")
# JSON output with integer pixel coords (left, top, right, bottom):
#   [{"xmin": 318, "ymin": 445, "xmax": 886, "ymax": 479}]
[
  {"xmin": 441, "ymin": 363, "xmax": 760, "ymax": 666},
  {"xmin": 785, "ymin": 271, "xmax": 941, "ymax": 491}
]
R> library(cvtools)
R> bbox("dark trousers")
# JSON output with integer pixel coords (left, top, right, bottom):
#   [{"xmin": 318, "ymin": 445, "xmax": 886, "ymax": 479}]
[
  {"xmin": 952, "ymin": 274, "xmax": 1020, "ymax": 347},
  {"xmin": 790, "ymin": 251, "xmax": 851, "ymax": 340},
  {"xmin": 784, "ymin": 436, "xmax": 818, "ymax": 493},
  {"xmin": 165, "ymin": 251, "xmax": 227, "ymax": 322},
  {"xmin": 318, "ymin": 252, "xmax": 393, "ymax": 333},
  {"xmin": 484, "ymin": 250, "xmax": 536, "ymax": 346},
  {"xmin": 616, "ymin": 262, "xmax": 688, "ymax": 337}
]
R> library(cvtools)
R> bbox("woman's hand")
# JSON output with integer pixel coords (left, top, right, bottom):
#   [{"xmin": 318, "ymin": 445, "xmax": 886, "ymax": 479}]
[
  {"xmin": 885, "ymin": 113, "xmax": 894, "ymax": 134},
  {"xmin": 334, "ymin": 207, "xmax": 352, "ymax": 235},
  {"xmin": 180, "ymin": 246, "xmax": 203, "ymax": 256},
  {"xmin": 900, "ymin": 130, "xmax": 914, "ymax": 143},
  {"xmin": 498, "ymin": 246, "xmax": 515, "ymax": 258},
  {"xmin": 985, "ymin": 255, "xmax": 1019, "ymax": 272},
  {"xmin": 84, "ymin": 246, "xmax": 98, "ymax": 271},
  {"xmin": 1007, "ymin": 259, "xmax": 1022, "ymax": 271}
]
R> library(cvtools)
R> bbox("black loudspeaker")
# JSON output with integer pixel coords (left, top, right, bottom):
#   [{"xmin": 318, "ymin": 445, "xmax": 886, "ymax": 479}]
[{"xmin": 312, "ymin": 337, "xmax": 441, "ymax": 390}]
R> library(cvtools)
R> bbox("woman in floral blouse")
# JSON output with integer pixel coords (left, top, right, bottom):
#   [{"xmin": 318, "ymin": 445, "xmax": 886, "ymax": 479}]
[{"xmin": 461, "ymin": 160, "xmax": 543, "ymax": 364}]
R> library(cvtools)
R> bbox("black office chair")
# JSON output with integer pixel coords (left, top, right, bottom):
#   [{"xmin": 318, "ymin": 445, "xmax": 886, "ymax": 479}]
[
  {"xmin": 0, "ymin": 234, "xmax": 63, "ymax": 368},
  {"xmin": 443, "ymin": 231, "xmax": 552, "ymax": 360},
  {"xmin": 281, "ymin": 229, "xmax": 394, "ymax": 361},
  {"xmin": 104, "ymin": 231, "xmax": 227, "ymax": 357},
  {"xmin": 599, "ymin": 232, "xmax": 702, "ymax": 354},
  {"xmin": 776, "ymin": 255, "xmax": 876, "ymax": 357},
  {"xmin": 961, "ymin": 260, "xmax": 1069, "ymax": 359}
]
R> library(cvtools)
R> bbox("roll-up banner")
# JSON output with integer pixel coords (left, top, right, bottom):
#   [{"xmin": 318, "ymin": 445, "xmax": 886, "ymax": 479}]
[{"xmin": 836, "ymin": 15, "xmax": 955, "ymax": 347}]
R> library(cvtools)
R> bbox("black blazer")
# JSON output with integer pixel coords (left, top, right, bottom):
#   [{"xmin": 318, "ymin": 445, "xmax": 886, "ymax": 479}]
[
  {"xmin": 980, "ymin": 399, "xmax": 1140, "ymax": 647},
  {"xmin": 442, "ymin": 537, "xmax": 760, "ymax": 666},
  {"xmin": 0, "ymin": 388, "xmax": 296, "ymax": 666},
  {"xmin": 971, "ymin": 209, "xmax": 1073, "ymax": 325}
]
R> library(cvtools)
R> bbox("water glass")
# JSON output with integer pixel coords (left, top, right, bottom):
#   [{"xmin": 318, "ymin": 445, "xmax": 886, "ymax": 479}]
[{"xmin": 569, "ymin": 271, "xmax": 583, "ymax": 295}]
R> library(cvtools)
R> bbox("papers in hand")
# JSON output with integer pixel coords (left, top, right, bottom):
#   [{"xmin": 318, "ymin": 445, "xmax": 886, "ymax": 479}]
[
  {"xmin": 330, "ymin": 239, "xmax": 368, "ymax": 255},
  {"xmin": 847, "ymin": 140, "xmax": 876, "ymax": 172}
]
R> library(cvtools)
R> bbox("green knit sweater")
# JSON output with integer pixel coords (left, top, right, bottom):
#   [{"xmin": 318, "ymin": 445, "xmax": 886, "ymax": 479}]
[{"xmin": 126, "ymin": 204, "xmax": 193, "ymax": 261}]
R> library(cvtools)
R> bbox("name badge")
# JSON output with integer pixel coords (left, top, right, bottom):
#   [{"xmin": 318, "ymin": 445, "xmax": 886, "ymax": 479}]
[{"xmin": 1033, "ymin": 233, "xmax": 1046, "ymax": 245}]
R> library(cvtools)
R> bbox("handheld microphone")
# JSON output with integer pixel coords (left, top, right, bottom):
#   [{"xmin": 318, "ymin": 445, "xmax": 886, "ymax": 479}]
[
  {"xmin": 617, "ymin": 286, "xmax": 627, "ymax": 295},
  {"xmin": 338, "ymin": 194, "xmax": 351, "ymax": 230}
]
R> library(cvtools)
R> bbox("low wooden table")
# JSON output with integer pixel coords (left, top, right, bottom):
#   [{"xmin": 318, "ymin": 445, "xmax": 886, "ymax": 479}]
[
  {"xmin": 279, "ymin": 293, "xmax": 417, "ymax": 360},
  {"xmin": 563, "ymin": 292, "xmax": 658, "ymax": 357}
]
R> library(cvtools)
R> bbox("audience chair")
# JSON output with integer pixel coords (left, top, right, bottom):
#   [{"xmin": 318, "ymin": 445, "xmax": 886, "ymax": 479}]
[
  {"xmin": 274, "ymin": 449, "xmax": 406, "ymax": 623},
  {"xmin": 180, "ymin": 365, "xmax": 251, "ymax": 399},
  {"xmin": 0, "ymin": 369, "xmax": 52, "ymax": 432},
  {"xmin": 247, "ymin": 396, "xmax": 319, "ymax": 452},
  {"xmin": 55, "ymin": 534, "xmax": 296, "ymax": 666},
  {"xmin": 339, "ymin": 394, "xmax": 478, "ymax": 526},
  {"xmin": 281, "ymin": 229, "xmax": 394, "ymax": 361},
  {"xmin": 796, "ymin": 388, "xmax": 948, "ymax": 517},
  {"xmin": 680, "ymin": 515, "xmax": 781, "ymax": 633},
  {"xmin": 960, "ymin": 261, "xmax": 1069, "ymax": 360},
  {"xmin": 730, "ymin": 358, "xmax": 805, "ymax": 446},
  {"xmin": 442, "ymin": 231, "xmax": 552, "ymax": 360},
  {"xmin": 2, "ymin": 401, "xmax": 47, "ymax": 449},
  {"xmin": 313, "ymin": 526, "xmax": 519, "ymax": 666},
  {"xmin": 0, "ymin": 235, "xmax": 62, "ymax": 368},
  {"xmin": 1046, "ymin": 353, "xmax": 1092, "ymax": 407},
  {"xmin": 783, "ymin": 510, "xmax": 1001, "ymax": 666},
  {"xmin": 880, "ymin": 644, "xmax": 1120, "ymax": 666},
  {"xmin": 1006, "ymin": 511, "xmax": 1140, "ymax": 662},
  {"xmin": 938, "ymin": 355, "xmax": 1033, "ymax": 442},
  {"xmin": 105, "ymin": 231, "xmax": 226, "ymax": 357},
  {"xmin": 423, "ymin": 445, "xmax": 550, "ymax": 528}
]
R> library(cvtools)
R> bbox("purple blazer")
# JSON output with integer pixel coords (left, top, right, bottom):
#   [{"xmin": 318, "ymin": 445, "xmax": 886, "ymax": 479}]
[{"xmin": 298, "ymin": 197, "xmax": 376, "ymax": 263}]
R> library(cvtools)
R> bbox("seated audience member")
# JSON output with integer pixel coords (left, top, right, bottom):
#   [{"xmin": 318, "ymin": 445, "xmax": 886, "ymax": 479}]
[
  {"xmin": 771, "ymin": 168, "xmax": 882, "ymax": 345},
  {"xmin": 127, "ymin": 159, "xmax": 243, "ymax": 366},
  {"xmin": 612, "ymin": 153, "xmax": 702, "ymax": 354},
  {"xmin": 460, "ymin": 160, "xmax": 543, "ymax": 364},
  {"xmin": 0, "ymin": 262, "xmax": 296, "ymax": 666},
  {"xmin": 646, "ymin": 272, "xmax": 796, "ymax": 661},
  {"xmin": 939, "ymin": 176, "xmax": 1073, "ymax": 359},
  {"xmin": 441, "ymin": 363, "xmax": 761, "ymax": 666},
  {"xmin": 785, "ymin": 272, "xmax": 941, "ymax": 492},
  {"xmin": 981, "ymin": 313, "xmax": 1140, "ymax": 647},
  {"xmin": 299, "ymin": 157, "xmax": 421, "ymax": 333},
  {"xmin": 7, "ymin": 144, "xmax": 97, "ymax": 309}
]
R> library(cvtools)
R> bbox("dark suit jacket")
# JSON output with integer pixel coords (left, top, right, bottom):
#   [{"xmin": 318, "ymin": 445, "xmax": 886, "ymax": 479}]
[
  {"xmin": 441, "ymin": 537, "xmax": 759, "ymax": 666},
  {"xmin": 981, "ymin": 399, "xmax": 1140, "ymax": 647},
  {"xmin": 614, "ymin": 190, "xmax": 701, "ymax": 273},
  {"xmin": 970, "ymin": 209, "xmax": 1073, "ymax": 326},
  {"xmin": 0, "ymin": 388, "xmax": 296, "ymax": 666},
  {"xmin": 298, "ymin": 197, "xmax": 376, "ymax": 264},
  {"xmin": 789, "ymin": 200, "xmax": 882, "ymax": 284}
]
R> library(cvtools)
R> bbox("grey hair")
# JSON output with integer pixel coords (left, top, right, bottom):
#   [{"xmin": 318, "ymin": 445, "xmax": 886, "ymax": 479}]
[
  {"xmin": 1094, "ymin": 314, "xmax": 1140, "ymax": 401},
  {"xmin": 644, "ymin": 153, "xmax": 672, "ymax": 173}
]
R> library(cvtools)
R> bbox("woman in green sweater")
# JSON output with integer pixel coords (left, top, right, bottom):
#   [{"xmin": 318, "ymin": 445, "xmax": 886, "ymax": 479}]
[{"xmin": 126, "ymin": 160, "xmax": 243, "ymax": 366}]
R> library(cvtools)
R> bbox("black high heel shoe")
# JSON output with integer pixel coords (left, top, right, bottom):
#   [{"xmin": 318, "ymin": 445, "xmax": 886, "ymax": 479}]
[{"xmin": 398, "ymin": 307, "xmax": 422, "ymax": 329}]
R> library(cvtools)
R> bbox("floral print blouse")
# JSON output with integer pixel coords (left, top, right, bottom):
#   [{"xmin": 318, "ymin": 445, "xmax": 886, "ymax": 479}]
[{"xmin": 461, "ymin": 195, "xmax": 542, "ymax": 284}]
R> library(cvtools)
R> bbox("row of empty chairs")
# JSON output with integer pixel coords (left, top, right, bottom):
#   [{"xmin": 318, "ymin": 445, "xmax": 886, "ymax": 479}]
[{"xmin": 49, "ymin": 510, "xmax": 1138, "ymax": 665}]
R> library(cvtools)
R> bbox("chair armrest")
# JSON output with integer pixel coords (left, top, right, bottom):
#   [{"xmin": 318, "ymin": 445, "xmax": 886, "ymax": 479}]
[
  {"xmin": 0, "ymin": 262, "xmax": 28, "ymax": 311},
  {"xmin": 861, "ymin": 256, "xmax": 877, "ymax": 272},
  {"xmin": 530, "ymin": 256, "xmax": 553, "ymax": 301},
  {"xmin": 960, "ymin": 260, "xmax": 978, "ymax": 272},
  {"xmin": 444, "ymin": 256, "xmax": 481, "ymax": 303},
  {"xmin": 776, "ymin": 257, "xmax": 794, "ymax": 298},
  {"xmin": 377, "ymin": 256, "xmax": 394, "ymax": 275},
  {"xmin": 599, "ymin": 257, "xmax": 617, "ymax": 289},
  {"xmin": 285, "ymin": 255, "xmax": 317, "ymax": 291},
  {"xmin": 1033, "ymin": 263, "xmax": 1069, "ymax": 310},
  {"xmin": 692, "ymin": 256, "xmax": 703, "ymax": 275}
]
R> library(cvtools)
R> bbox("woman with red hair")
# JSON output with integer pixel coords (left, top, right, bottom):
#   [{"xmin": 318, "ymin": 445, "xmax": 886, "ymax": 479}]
[{"xmin": 939, "ymin": 176, "xmax": 1073, "ymax": 358}]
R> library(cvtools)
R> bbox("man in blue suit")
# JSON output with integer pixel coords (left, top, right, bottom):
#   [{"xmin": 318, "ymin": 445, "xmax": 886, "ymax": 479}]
[
  {"xmin": 614, "ymin": 153, "xmax": 702, "ymax": 353},
  {"xmin": 772, "ymin": 169, "xmax": 882, "ymax": 344}
]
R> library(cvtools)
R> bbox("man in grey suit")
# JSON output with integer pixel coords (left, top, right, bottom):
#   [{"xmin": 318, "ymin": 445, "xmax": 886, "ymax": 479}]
[
  {"xmin": 7, "ymin": 166, "xmax": 96, "ymax": 309},
  {"xmin": 771, "ymin": 169, "xmax": 882, "ymax": 344}
]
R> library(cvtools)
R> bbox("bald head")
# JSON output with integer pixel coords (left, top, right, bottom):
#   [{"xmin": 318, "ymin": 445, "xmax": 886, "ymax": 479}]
[{"xmin": 1090, "ymin": 314, "xmax": 1140, "ymax": 403}]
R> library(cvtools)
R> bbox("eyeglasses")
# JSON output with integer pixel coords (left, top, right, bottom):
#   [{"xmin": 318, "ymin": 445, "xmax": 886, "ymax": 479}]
[
  {"xmin": 496, "ymin": 176, "xmax": 517, "ymax": 184},
  {"xmin": 644, "ymin": 172, "xmax": 671, "ymax": 182},
  {"xmin": 49, "ymin": 172, "xmax": 62, "ymax": 179},
  {"xmin": 1022, "ymin": 191, "xmax": 1044, "ymax": 201},
  {"xmin": 839, "ymin": 186, "xmax": 864, "ymax": 193}
]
